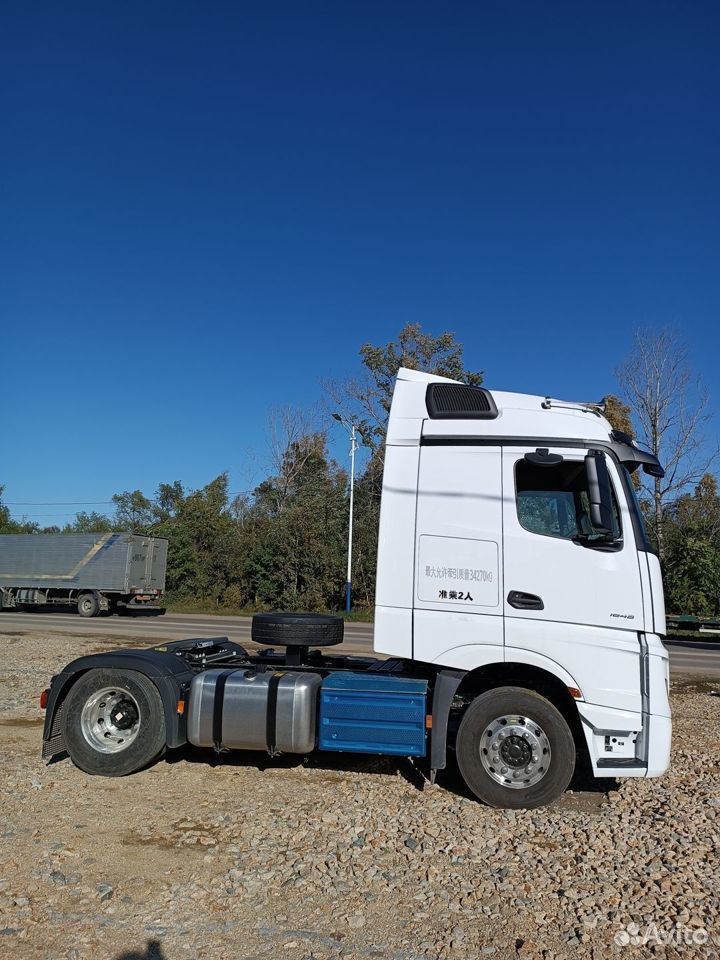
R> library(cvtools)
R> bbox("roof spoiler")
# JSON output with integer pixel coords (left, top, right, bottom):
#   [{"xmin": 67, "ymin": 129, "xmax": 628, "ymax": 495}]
[{"xmin": 610, "ymin": 431, "xmax": 665, "ymax": 478}]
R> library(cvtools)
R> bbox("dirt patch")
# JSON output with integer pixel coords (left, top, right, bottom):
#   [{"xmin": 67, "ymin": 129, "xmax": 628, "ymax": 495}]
[
  {"xmin": 0, "ymin": 717, "xmax": 44, "ymax": 728},
  {"xmin": 671, "ymin": 676, "xmax": 720, "ymax": 696}
]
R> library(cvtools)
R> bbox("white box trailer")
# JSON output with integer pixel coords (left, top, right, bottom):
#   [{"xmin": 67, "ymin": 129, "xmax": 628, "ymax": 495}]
[
  {"xmin": 40, "ymin": 369, "xmax": 670, "ymax": 808},
  {"xmin": 0, "ymin": 533, "xmax": 167, "ymax": 616}
]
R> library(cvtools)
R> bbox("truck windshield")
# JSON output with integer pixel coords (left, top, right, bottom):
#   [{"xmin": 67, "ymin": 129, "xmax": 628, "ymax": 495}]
[{"xmin": 621, "ymin": 466, "xmax": 653, "ymax": 552}]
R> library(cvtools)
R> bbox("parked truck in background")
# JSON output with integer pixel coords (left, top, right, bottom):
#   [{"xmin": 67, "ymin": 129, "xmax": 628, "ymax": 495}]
[
  {"xmin": 0, "ymin": 533, "xmax": 167, "ymax": 617},
  {"xmin": 40, "ymin": 369, "xmax": 671, "ymax": 808}
]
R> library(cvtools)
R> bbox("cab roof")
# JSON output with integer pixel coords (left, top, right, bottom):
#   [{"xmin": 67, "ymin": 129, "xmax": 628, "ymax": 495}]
[{"xmin": 388, "ymin": 367, "xmax": 615, "ymax": 446}]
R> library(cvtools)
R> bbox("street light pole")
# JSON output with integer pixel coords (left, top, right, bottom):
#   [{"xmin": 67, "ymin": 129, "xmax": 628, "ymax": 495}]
[
  {"xmin": 333, "ymin": 414, "xmax": 358, "ymax": 612},
  {"xmin": 345, "ymin": 423, "xmax": 357, "ymax": 612}
]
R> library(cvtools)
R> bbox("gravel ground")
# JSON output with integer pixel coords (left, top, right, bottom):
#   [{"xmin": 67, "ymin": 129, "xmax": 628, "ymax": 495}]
[{"xmin": 1, "ymin": 631, "xmax": 719, "ymax": 960}]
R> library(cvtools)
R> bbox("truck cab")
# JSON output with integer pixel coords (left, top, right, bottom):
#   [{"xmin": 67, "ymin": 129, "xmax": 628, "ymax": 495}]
[
  {"xmin": 41, "ymin": 368, "xmax": 670, "ymax": 809},
  {"xmin": 374, "ymin": 367, "xmax": 670, "ymax": 786}
]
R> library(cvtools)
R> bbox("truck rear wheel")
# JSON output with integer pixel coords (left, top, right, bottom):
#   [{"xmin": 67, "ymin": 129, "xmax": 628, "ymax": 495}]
[
  {"xmin": 456, "ymin": 686, "xmax": 575, "ymax": 809},
  {"xmin": 61, "ymin": 669, "xmax": 166, "ymax": 776},
  {"xmin": 77, "ymin": 592, "xmax": 100, "ymax": 617}
]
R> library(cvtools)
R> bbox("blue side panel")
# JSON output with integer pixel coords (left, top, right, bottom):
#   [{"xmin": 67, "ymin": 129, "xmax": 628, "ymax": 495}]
[{"xmin": 319, "ymin": 672, "xmax": 428, "ymax": 757}]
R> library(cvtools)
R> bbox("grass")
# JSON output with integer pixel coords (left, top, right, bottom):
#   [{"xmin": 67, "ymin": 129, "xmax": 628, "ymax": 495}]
[{"xmin": 666, "ymin": 628, "xmax": 719, "ymax": 642}]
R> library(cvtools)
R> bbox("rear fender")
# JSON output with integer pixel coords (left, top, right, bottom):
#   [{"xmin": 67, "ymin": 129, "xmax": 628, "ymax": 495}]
[{"xmin": 42, "ymin": 649, "xmax": 193, "ymax": 758}]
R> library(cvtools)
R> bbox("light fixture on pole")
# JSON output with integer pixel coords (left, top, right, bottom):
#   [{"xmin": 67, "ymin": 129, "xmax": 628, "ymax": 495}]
[{"xmin": 332, "ymin": 412, "xmax": 358, "ymax": 612}]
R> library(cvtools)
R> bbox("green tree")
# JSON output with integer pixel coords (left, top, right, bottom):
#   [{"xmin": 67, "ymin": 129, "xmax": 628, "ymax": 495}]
[
  {"xmin": 328, "ymin": 322, "xmax": 484, "ymax": 450},
  {"xmin": 348, "ymin": 464, "xmax": 381, "ymax": 606},
  {"xmin": 664, "ymin": 536, "xmax": 720, "ymax": 616},
  {"xmin": 673, "ymin": 473, "xmax": 720, "ymax": 537},
  {"xmin": 112, "ymin": 490, "xmax": 154, "ymax": 531},
  {"xmin": 0, "ymin": 485, "xmax": 38, "ymax": 534},
  {"xmin": 664, "ymin": 474, "xmax": 720, "ymax": 615},
  {"xmin": 240, "ymin": 432, "xmax": 347, "ymax": 610},
  {"xmin": 154, "ymin": 481, "xmax": 185, "ymax": 519},
  {"xmin": 63, "ymin": 511, "xmax": 113, "ymax": 533},
  {"xmin": 150, "ymin": 474, "xmax": 239, "ymax": 604},
  {"xmin": 0, "ymin": 485, "xmax": 11, "ymax": 533}
]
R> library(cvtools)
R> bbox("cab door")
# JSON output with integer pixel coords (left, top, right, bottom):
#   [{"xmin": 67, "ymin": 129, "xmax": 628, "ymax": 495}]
[
  {"xmin": 501, "ymin": 447, "xmax": 645, "ymax": 714},
  {"xmin": 413, "ymin": 443, "xmax": 504, "ymax": 666}
]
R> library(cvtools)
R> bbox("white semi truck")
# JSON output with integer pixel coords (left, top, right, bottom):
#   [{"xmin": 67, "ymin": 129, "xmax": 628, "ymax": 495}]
[{"xmin": 41, "ymin": 369, "xmax": 671, "ymax": 808}]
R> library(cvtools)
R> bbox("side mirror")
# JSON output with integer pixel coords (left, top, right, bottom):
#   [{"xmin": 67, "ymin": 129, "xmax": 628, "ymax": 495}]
[{"xmin": 584, "ymin": 451, "xmax": 615, "ymax": 536}]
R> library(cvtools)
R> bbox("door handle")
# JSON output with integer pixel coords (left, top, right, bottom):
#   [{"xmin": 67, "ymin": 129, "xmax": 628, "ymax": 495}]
[{"xmin": 507, "ymin": 590, "xmax": 544, "ymax": 611}]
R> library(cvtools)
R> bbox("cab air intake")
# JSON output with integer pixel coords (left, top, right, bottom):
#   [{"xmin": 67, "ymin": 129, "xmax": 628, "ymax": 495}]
[{"xmin": 425, "ymin": 383, "xmax": 499, "ymax": 420}]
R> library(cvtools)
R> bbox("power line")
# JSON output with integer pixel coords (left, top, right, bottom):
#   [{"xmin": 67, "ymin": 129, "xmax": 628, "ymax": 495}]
[
  {"xmin": 6, "ymin": 490, "xmax": 252, "ymax": 507},
  {"xmin": 14, "ymin": 502, "xmax": 139, "ymax": 507},
  {"xmin": 8, "ymin": 513, "xmax": 91, "ymax": 518}
]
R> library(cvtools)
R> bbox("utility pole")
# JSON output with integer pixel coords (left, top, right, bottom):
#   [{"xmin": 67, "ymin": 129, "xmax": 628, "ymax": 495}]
[{"xmin": 332, "ymin": 414, "xmax": 359, "ymax": 612}]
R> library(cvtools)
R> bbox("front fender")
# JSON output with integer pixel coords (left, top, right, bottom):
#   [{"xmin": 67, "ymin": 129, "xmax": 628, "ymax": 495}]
[
  {"xmin": 501, "ymin": 648, "xmax": 584, "ymax": 699},
  {"xmin": 430, "ymin": 643, "xmax": 584, "ymax": 697},
  {"xmin": 430, "ymin": 643, "xmax": 505, "ymax": 673}
]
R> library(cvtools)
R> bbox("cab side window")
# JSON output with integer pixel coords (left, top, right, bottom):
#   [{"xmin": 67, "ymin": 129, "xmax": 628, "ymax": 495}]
[{"xmin": 515, "ymin": 458, "xmax": 622, "ymax": 542}]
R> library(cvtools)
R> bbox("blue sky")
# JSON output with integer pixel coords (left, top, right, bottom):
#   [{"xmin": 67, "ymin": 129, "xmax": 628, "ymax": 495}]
[{"xmin": 1, "ymin": 2, "xmax": 719, "ymax": 523}]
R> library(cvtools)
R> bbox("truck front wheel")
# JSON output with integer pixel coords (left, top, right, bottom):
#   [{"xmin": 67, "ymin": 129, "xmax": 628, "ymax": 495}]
[
  {"xmin": 456, "ymin": 686, "xmax": 575, "ymax": 809},
  {"xmin": 61, "ymin": 669, "xmax": 166, "ymax": 776}
]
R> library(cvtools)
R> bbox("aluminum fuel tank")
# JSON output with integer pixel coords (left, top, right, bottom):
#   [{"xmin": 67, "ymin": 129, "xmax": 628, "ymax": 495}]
[{"xmin": 186, "ymin": 668, "xmax": 321, "ymax": 754}]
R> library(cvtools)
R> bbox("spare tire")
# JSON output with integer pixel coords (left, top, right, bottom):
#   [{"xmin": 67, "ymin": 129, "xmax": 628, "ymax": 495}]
[{"xmin": 251, "ymin": 612, "xmax": 344, "ymax": 648}]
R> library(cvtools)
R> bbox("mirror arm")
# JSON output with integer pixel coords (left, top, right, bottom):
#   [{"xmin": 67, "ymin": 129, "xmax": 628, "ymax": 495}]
[{"xmin": 573, "ymin": 534, "xmax": 623, "ymax": 551}]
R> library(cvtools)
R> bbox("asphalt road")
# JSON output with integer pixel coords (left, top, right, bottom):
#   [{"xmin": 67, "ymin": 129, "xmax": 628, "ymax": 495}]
[
  {"xmin": 1, "ymin": 609, "xmax": 719, "ymax": 677},
  {"xmin": 0, "ymin": 609, "xmax": 377, "ymax": 656}
]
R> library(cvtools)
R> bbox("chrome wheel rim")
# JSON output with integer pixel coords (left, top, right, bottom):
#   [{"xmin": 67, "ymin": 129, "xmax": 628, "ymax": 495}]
[
  {"xmin": 480, "ymin": 714, "xmax": 551, "ymax": 789},
  {"xmin": 80, "ymin": 686, "xmax": 141, "ymax": 753}
]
